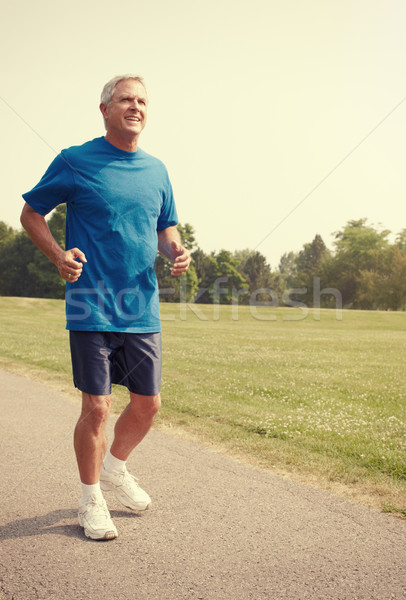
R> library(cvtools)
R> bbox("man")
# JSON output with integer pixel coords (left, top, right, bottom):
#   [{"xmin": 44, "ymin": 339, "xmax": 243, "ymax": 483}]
[{"xmin": 20, "ymin": 74, "xmax": 191, "ymax": 540}]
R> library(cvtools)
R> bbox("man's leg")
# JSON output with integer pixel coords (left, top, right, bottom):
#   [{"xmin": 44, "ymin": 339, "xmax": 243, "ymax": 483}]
[
  {"xmin": 100, "ymin": 392, "xmax": 161, "ymax": 511},
  {"xmin": 110, "ymin": 392, "xmax": 161, "ymax": 460},
  {"xmin": 74, "ymin": 392, "xmax": 117, "ymax": 540},
  {"xmin": 74, "ymin": 392, "xmax": 112, "ymax": 483}
]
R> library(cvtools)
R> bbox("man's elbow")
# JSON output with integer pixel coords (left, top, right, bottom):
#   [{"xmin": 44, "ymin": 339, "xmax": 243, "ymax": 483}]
[
  {"xmin": 20, "ymin": 206, "xmax": 27, "ymax": 230},
  {"xmin": 20, "ymin": 203, "xmax": 36, "ymax": 230}
]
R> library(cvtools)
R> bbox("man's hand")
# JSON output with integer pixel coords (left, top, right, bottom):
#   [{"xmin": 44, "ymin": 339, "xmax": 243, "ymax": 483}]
[
  {"xmin": 170, "ymin": 240, "xmax": 191, "ymax": 276},
  {"xmin": 20, "ymin": 204, "xmax": 87, "ymax": 283},
  {"xmin": 56, "ymin": 248, "xmax": 87, "ymax": 282},
  {"xmin": 157, "ymin": 226, "xmax": 191, "ymax": 275}
]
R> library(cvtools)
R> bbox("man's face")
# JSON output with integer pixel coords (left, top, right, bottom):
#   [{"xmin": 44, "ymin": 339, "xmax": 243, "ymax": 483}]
[{"xmin": 100, "ymin": 79, "xmax": 148, "ymax": 140}]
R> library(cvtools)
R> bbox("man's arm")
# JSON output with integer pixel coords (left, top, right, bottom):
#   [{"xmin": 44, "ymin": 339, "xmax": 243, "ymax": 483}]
[
  {"xmin": 20, "ymin": 203, "xmax": 86, "ymax": 282},
  {"xmin": 157, "ymin": 225, "xmax": 191, "ymax": 276}
]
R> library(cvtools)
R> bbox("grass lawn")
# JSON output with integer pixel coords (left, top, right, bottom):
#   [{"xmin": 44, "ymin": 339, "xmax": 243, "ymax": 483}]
[{"xmin": 0, "ymin": 296, "xmax": 405, "ymax": 517}]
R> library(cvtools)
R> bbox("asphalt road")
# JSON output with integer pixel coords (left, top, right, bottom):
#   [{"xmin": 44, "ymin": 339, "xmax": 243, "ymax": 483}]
[{"xmin": 0, "ymin": 370, "xmax": 405, "ymax": 600}]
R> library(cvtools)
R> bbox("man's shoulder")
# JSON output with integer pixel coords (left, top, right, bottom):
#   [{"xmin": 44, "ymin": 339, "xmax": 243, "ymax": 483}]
[
  {"xmin": 137, "ymin": 148, "xmax": 168, "ymax": 173},
  {"xmin": 61, "ymin": 137, "xmax": 104, "ymax": 159}
]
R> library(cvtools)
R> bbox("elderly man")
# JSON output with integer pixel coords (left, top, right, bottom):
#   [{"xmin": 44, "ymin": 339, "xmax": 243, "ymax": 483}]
[{"xmin": 21, "ymin": 74, "xmax": 190, "ymax": 540}]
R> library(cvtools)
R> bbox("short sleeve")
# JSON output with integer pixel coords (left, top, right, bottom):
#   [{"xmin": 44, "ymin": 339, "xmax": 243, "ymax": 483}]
[
  {"xmin": 157, "ymin": 175, "xmax": 178, "ymax": 231},
  {"xmin": 22, "ymin": 153, "xmax": 75, "ymax": 216}
]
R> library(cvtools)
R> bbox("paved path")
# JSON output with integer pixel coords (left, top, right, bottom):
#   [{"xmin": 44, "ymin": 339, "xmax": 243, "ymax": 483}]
[{"xmin": 0, "ymin": 370, "xmax": 405, "ymax": 600}]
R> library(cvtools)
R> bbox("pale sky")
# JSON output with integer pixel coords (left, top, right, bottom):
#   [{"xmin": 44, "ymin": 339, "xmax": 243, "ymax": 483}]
[{"xmin": 1, "ymin": 0, "xmax": 405, "ymax": 268}]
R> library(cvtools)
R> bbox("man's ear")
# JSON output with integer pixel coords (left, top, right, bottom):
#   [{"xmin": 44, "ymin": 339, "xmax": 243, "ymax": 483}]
[{"xmin": 99, "ymin": 103, "xmax": 108, "ymax": 119}]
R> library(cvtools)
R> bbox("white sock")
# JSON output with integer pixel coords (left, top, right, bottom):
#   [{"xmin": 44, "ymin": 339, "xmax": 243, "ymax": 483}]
[
  {"xmin": 80, "ymin": 482, "xmax": 103, "ymax": 504},
  {"xmin": 103, "ymin": 449, "xmax": 126, "ymax": 473}
]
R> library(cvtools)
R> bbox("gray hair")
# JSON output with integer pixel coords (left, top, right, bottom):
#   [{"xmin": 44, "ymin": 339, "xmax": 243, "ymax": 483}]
[{"xmin": 100, "ymin": 74, "xmax": 146, "ymax": 106}]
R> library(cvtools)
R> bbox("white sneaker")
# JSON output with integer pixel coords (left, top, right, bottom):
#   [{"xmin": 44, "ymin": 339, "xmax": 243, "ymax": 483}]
[
  {"xmin": 78, "ymin": 494, "xmax": 118, "ymax": 540},
  {"xmin": 100, "ymin": 465, "xmax": 151, "ymax": 511}
]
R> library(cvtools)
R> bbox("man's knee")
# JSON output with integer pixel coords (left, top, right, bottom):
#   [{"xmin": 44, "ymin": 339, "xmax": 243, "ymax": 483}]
[
  {"xmin": 129, "ymin": 392, "xmax": 161, "ymax": 420},
  {"xmin": 79, "ymin": 393, "xmax": 111, "ymax": 429}
]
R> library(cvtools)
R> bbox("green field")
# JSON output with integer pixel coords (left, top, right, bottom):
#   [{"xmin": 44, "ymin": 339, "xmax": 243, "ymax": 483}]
[{"xmin": 0, "ymin": 297, "xmax": 405, "ymax": 516}]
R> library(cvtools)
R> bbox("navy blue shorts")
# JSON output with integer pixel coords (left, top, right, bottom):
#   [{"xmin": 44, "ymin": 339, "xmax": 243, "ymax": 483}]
[{"xmin": 69, "ymin": 331, "xmax": 162, "ymax": 396}]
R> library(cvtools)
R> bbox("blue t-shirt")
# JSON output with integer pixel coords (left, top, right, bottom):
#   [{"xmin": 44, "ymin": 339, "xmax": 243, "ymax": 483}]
[{"xmin": 23, "ymin": 136, "xmax": 178, "ymax": 332}]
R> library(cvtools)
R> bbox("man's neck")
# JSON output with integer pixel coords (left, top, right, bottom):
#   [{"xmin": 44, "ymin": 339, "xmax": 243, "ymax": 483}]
[{"xmin": 104, "ymin": 132, "xmax": 139, "ymax": 153}]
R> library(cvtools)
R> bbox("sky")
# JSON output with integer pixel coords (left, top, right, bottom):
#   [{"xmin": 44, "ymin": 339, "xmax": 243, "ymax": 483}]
[{"xmin": 1, "ymin": 0, "xmax": 405, "ymax": 268}]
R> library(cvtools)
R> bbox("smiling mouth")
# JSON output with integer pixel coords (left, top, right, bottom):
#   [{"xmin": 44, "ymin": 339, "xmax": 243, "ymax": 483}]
[{"xmin": 125, "ymin": 116, "xmax": 141, "ymax": 122}]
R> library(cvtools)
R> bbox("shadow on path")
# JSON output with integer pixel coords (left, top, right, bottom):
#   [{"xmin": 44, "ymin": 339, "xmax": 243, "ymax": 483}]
[{"xmin": 0, "ymin": 508, "xmax": 139, "ymax": 541}]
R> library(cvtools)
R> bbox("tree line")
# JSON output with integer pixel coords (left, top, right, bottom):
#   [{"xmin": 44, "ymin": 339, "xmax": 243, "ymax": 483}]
[{"xmin": 1, "ymin": 205, "xmax": 405, "ymax": 310}]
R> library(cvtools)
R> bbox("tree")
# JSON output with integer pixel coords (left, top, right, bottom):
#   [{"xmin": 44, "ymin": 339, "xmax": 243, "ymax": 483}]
[
  {"xmin": 191, "ymin": 248, "xmax": 249, "ymax": 305},
  {"xmin": 0, "ymin": 221, "xmax": 16, "ymax": 245},
  {"xmin": 0, "ymin": 205, "xmax": 68, "ymax": 298},
  {"xmin": 210, "ymin": 249, "xmax": 248, "ymax": 304},
  {"xmin": 277, "ymin": 251, "xmax": 298, "ymax": 290},
  {"xmin": 395, "ymin": 229, "xmax": 406, "ymax": 253},
  {"xmin": 234, "ymin": 249, "xmax": 276, "ymax": 303},
  {"xmin": 190, "ymin": 247, "xmax": 217, "ymax": 303},
  {"xmin": 177, "ymin": 223, "xmax": 196, "ymax": 251},
  {"xmin": 295, "ymin": 234, "xmax": 328, "ymax": 275},
  {"xmin": 292, "ymin": 234, "xmax": 330, "ymax": 306},
  {"xmin": 1, "ymin": 212, "xmax": 403, "ymax": 310},
  {"xmin": 155, "ymin": 222, "xmax": 199, "ymax": 302},
  {"xmin": 324, "ymin": 219, "xmax": 390, "ymax": 308},
  {"xmin": 0, "ymin": 230, "xmax": 36, "ymax": 296},
  {"xmin": 357, "ymin": 245, "xmax": 406, "ymax": 310},
  {"xmin": 48, "ymin": 204, "xmax": 66, "ymax": 247},
  {"xmin": 0, "ymin": 222, "xmax": 18, "ymax": 294}
]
